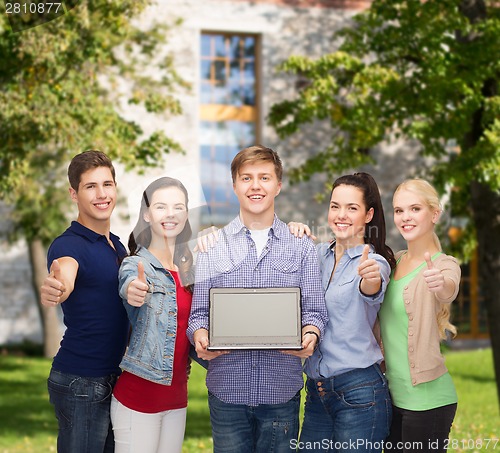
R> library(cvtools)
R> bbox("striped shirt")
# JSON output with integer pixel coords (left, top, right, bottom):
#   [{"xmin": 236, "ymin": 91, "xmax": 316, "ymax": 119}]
[{"xmin": 187, "ymin": 215, "xmax": 328, "ymax": 406}]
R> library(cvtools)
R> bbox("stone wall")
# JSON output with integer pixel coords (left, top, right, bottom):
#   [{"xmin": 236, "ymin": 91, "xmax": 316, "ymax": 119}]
[
  {"xmin": 0, "ymin": 238, "xmax": 43, "ymax": 345},
  {"xmin": 229, "ymin": 0, "xmax": 371, "ymax": 9}
]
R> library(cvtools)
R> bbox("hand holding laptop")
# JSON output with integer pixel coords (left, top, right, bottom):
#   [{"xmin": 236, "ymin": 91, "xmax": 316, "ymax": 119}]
[
  {"xmin": 280, "ymin": 326, "xmax": 320, "ymax": 359},
  {"xmin": 193, "ymin": 328, "xmax": 229, "ymax": 361}
]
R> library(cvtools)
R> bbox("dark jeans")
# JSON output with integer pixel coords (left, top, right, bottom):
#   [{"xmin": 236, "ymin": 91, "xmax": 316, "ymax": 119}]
[
  {"xmin": 208, "ymin": 391, "xmax": 301, "ymax": 453},
  {"xmin": 298, "ymin": 364, "xmax": 392, "ymax": 452},
  {"xmin": 47, "ymin": 368, "xmax": 117, "ymax": 453},
  {"xmin": 385, "ymin": 403, "xmax": 457, "ymax": 453}
]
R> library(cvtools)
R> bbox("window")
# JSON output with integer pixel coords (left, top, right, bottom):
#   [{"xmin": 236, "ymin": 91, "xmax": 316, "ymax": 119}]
[{"xmin": 200, "ymin": 33, "xmax": 259, "ymax": 226}]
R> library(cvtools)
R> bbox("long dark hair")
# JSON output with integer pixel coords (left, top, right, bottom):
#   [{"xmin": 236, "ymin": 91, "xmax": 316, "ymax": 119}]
[
  {"xmin": 128, "ymin": 177, "xmax": 194, "ymax": 293},
  {"xmin": 331, "ymin": 172, "xmax": 396, "ymax": 269}
]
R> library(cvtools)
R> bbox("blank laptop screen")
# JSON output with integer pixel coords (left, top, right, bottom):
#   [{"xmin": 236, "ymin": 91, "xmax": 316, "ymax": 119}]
[{"xmin": 208, "ymin": 287, "xmax": 302, "ymax": 350}]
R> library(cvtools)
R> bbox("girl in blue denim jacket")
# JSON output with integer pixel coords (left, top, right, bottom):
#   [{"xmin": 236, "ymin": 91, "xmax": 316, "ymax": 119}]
[{"xmin": 111, "ymin": 177, "xmax": 195, "ymax": 453}]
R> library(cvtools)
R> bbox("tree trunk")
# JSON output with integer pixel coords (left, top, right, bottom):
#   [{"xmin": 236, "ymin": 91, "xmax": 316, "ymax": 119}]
[
  {"xmin": 28, "ymin": 238, "xmax": 63, "ymax": 359},
  {"xmin": 458, "ymin": 0, "xmax": 499, "ymax": 410},
  {"xmin": 470, "ymin": 182, "xmax": 500, "ymax": 409}
]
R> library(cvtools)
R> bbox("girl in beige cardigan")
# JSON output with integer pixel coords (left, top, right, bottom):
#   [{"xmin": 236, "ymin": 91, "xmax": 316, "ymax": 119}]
[{"xmin": 379, "ymin": 179, "xmax": 460, "ymax": 453}]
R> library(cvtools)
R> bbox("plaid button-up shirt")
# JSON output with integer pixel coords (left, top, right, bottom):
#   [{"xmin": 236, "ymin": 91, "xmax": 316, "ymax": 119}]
[{"xmin": 187, "ymin": 215, "xmax": 328, "ymax": 406}]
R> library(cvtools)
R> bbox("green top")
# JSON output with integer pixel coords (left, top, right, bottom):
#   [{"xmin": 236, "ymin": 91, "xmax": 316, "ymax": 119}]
[{"xmin": 379, "ymin": 254, "xmax": 457, "ymax": 410}]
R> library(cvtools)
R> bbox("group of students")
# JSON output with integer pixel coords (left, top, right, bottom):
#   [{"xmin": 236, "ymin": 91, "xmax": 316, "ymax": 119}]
[{"xmin": 40, "ymin": 145, "xmax": 460, "ymax": 453}]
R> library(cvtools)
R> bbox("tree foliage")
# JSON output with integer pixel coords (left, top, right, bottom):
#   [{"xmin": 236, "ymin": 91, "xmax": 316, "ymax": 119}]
[
  {"xmin": 269, "ymin": 0, "xmax": 499, "ymax": 256},
  {"xmin": 0, "ymin": 0, "xmax": 189, "ymax": 244}
]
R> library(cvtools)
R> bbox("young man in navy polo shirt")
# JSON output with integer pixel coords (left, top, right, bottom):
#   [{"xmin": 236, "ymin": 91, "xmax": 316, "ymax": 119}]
[{"xmin": 40, "ymin": 150, "xmax": 129, "ymax": 453}]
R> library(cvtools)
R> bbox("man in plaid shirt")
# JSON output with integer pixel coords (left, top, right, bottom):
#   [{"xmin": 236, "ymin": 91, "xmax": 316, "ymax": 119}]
[{"xmin": 187, "ymin": 145, "xmax": 328, "ymax": 453}]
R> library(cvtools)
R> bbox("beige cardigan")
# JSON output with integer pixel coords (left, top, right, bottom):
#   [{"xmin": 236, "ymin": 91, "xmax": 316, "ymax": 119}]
[
  {"xmin": 374, "ymin": 251, "xmax": 461, "ymax": 385},
  {"xmin": 390, "ymin": 251, "xmax": 461, "ymax": 386}
]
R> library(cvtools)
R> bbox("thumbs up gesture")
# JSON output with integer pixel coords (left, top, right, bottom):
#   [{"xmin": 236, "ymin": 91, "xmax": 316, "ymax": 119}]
[
  {"xmin": 51, "ymin": 259, "xmax": 63, "ymax": 282},
  {"xmin": 360, "ymin": 244, "xmax": 370, "ymax": 264},
  {"xmin": 40, "ymin": 259, "xmax": 67, "ymax": 307},
  {"xmin": 127, "ymin": 261, "xmax": 149, "ymax": 307},
  {"xmin": 422, "ymin": 252, "xmax": 445, "ymax": 293},
  {"xmin": 358, "ymin": 244, "xmax": 382, "ymax": 296}
]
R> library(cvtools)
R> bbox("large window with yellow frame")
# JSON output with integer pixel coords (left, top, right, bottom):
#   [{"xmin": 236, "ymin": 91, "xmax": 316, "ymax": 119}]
[{"xmin": 200, "ymin": 32, "xmax": 259, "ymax": 226}]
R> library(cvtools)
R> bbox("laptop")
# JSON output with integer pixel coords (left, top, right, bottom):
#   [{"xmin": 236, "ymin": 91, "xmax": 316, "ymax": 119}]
[{"xmin": 207, "ymin": 287, "xmax": 302, "ymax": 350}]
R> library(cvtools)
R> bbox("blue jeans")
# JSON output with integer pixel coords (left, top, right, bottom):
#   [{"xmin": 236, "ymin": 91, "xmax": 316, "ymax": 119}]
[
  {"xmin": 47, "ymin": 368, "xmax": 117, "ymax": 453},
  {"xmin": 208, "ymin": 391, "xmax": 301, "ymax": 453},
  {"xmin": 299, "ymin": 364, "xmax": 392, "ymax": 452}
]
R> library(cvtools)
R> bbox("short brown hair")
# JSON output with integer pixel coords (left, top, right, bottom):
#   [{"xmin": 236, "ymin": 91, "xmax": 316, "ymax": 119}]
[
  {"xmin": 68, "ymin": 150, "xmax": 116, "ymax": 191},
  {"xmin": 230, "ymin": 145, "xmax": 283, "ymax": 183}
]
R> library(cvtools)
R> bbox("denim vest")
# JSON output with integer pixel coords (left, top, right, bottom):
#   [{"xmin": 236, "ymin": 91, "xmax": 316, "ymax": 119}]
[{"xmin": 118, "ymin": 247, "xmax": 177, "ymax": 385}]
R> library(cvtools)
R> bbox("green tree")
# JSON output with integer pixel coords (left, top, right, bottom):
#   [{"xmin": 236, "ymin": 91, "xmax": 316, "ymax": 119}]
[
  {"xmin": 269, "ymin": 0, "xmax": 500, "ymax": 405},
  {"xmin": 0, "ymin": 1, "xmax": 189, "ymax": 357}
]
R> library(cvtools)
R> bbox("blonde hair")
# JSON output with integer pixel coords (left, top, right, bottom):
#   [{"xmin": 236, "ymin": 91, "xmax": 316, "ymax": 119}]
[
  {"xmin": 230, "ymin": 145, "xmax": 283, "ymax": 183},
  {"xmin": 394, "ymin": 178, "xmax": 457, "ymax": 339},
  {"xmin": 437, "ymin": 305, "xmax": 457, "ymax": 340}
]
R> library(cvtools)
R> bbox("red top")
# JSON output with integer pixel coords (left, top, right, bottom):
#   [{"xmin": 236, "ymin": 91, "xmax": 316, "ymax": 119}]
[{"xmin": 113, "ymin": 270, "xmax": 192, "ymax": 413}]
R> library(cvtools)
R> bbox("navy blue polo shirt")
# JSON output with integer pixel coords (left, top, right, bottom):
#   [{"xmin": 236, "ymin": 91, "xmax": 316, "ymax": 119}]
[{"xmin": 47, "ymin": 221, "xmax": 129, "ymax": 377}]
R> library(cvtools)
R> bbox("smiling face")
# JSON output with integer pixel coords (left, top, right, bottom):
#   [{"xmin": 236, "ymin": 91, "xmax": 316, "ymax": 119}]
[
  {"xmin": 233, "ymin": 161, "xmax": 282, "ymax": 228},
  {"xmin": 70, "ymin": 166, "xmax": 117, "ymax": 230},
  {"xmin": 327, "ymin": 184, "xmax": 373, "ymax": 247},
  {"xmin": 144, "ymin": 186, "xmax": 189, "ymax": 242},
  {"xmin": 393, "ymin": 188, "xmax": 439, "ymax": 243}
]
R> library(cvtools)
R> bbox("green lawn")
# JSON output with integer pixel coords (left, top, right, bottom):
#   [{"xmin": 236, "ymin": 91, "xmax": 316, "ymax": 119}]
[
  {"xmin": 444, "ymin": 348, "xmax": 499, "ymax": 452},
  {"xmin": 0, "ymin": 348, "xmax": 498, "ymax": 452}
]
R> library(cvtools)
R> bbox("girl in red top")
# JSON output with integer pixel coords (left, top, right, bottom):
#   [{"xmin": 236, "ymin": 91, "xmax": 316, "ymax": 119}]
[{"xmin": 111, "ymin": 177, "xmax": 194, "ymax": 453}]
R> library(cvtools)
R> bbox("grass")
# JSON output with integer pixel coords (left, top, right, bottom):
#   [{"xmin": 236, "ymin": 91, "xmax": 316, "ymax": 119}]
[
  {"xmin": 0, "ymin": 355, "xmax": 58, "ymax": 452},
  {"xmin": 0, "ymin": 349, "xmax": 498, "ymax": 453},
  {"xmin": 444, "ymin": 349, "xmax": 499, "ymax": 452}
]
